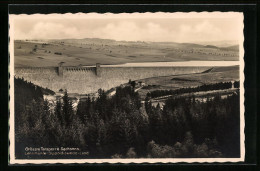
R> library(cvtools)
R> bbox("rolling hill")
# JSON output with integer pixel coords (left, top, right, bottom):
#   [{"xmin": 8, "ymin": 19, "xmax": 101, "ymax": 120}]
[{"xmin": 14, "ymin": 38, "xmax": 239, "ymax": 67}]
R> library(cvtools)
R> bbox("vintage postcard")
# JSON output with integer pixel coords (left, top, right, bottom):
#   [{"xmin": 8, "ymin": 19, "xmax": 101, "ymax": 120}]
[{"xmin": 9, "ymin": 12, "xmax": 244, "ymax": 164}]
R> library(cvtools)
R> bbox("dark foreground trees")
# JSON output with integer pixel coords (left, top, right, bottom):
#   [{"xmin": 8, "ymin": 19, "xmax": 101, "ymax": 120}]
[
  {"xmin": 15, "ymin": 78, "xmax": 240, "ymax": 159},
  {"xmin": 145, "ymin": 92, "xmax": 240, "ymax": 157}
]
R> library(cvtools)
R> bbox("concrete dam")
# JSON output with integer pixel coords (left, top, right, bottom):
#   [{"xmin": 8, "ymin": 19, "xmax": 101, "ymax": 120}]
[{"xmin": 14, "ymin": 64, "xmax": 211, "ymax": 94}]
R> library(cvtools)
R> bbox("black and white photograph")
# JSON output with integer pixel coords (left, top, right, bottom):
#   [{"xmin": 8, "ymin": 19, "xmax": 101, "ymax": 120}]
[{"xmin": 9, "ymin": 12, "xmax": 244, "ymax": 164}]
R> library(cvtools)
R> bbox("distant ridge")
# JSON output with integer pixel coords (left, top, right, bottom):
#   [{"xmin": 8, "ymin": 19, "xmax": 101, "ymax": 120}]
[
  {"xmin": 191, "ymin": 40, "xmax": 238, "ymax": 47},
  {"xmin": 219, "ymin": 45, "xmax": 239, "ymax": 51},
  {"xmin": 17, "ymin": 38, "xmax": 238, "ymax": 48},
  {"xmin": 204, "ymin": 45, "xmax": 219, "ymax": 49},
  {"xmin": 14, "ymin": 38, "xmax": 239, "ymax": 67}
]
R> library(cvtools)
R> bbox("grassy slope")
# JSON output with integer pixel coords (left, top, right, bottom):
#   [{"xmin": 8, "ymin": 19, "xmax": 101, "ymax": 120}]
[
  {"xmin": 14, "ymin": 39, "xmax": 239, "ymax": 67},
  {"xmin": 136, "ymin": 65, "xmax": 239, "ymax": 99}
]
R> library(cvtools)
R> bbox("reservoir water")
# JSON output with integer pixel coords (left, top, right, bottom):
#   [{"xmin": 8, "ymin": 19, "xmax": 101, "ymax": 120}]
[{"xmin": 100, "ymin": 61, "xmax": 240, "ymax": 67}]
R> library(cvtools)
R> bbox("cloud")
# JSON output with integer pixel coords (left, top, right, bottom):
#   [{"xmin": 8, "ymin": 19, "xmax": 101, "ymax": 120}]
[
  {"xmin": 177, "ymin": 20, "xmax": 223, "ymax": 42},
  {"xmin": 15, "ymin": 22, "xmax": 78, "ymax": 39},
  {"xmin": 88, "ymin": 21, "xmax": 178, "ymax": 42},
  {"xmin": 194, "ymin": 20, "xmax": 221, "ymax": 33},
  {"xmin": 14, "ymin": 18, "xmax": 239, "ymax": 43}
]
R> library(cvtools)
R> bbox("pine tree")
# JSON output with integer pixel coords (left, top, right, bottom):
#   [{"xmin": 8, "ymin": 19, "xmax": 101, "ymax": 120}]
[
  {"xmin": 62, "ymin": 90, "xmax": 74, "ymax": 127},
  {"xmin": 76, "ymin": 100, "xmax": 87, "ymax": 124},
  {"xmin": 55, "ymin": 99, "xmax": 63, "ymax": 126},
  {"xmin": 96, "ymin": 89, "xmax": 108, "ymax": 121},
  {"xmin": 42, "ymin": 100, "xmax": 50, "ymax": 129}
]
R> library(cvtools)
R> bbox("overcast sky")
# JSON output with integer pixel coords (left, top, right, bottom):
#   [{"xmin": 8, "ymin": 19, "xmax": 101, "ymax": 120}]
[{"xmin": 11, "ymin": 13, "xmax": 243, "ymax": 43}]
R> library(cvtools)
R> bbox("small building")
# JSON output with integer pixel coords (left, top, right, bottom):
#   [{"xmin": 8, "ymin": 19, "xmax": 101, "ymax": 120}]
[
  {"xmin": 56, "ymin": 89, "xmax": 64, "ymax": 98},
  {"xmin": 43, "ymin": 94, "xmax": 56, "ymax": 101},
  {"xmin": 231, "ymin": 81, "xmax": 235, "ymax": 89},
  {"xmin": 138, "ymin": 81, "xmax": 145, "ymax": 87}
]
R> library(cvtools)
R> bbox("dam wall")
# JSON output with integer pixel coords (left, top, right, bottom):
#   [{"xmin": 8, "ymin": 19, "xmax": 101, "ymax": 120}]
[{"xmin": 14, "ymin": 66, "xmax": 210, "ymax": 94}]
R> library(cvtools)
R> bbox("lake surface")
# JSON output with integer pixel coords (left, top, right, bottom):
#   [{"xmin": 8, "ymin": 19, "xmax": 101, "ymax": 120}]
[{"xmin": 100, "ymin": 61, "xmax": 240, "ymax": 67}]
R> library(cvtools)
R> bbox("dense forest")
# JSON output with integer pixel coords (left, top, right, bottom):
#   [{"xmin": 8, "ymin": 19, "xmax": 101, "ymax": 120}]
[
  {"xmin": 147, "ymin": 81, "xmax": 240, "ymax": 98},
  {"xmin": 15, "ymin": 77, "xmax": 240, "ymax": 159}
]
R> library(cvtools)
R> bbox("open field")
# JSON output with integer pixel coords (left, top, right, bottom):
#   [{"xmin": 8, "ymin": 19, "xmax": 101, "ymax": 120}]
[
  {"xmin": 14, "ymin": 39, "xmax": 239, "ymax": 67},
  {"xmin": 135, "ymin": 65, "xmax": 239, "ymax": 99}
]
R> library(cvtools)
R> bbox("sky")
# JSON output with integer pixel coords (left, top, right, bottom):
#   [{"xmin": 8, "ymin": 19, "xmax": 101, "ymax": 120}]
[{"xmin": 11, "ymin": 13, "xmax": 243, "ymax": 43}]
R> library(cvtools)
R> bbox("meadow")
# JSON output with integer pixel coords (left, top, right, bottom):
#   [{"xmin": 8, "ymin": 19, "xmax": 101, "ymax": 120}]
[
  {"xmin": 14, "ymin": 39, "xmax": 239, "ymax": 67},
  {"xmin": 136, "ymin": 65, "xmax": 239, "ymax": 99}
]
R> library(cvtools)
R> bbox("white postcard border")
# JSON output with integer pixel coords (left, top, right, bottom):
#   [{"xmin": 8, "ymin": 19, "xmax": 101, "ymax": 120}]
[{"xmin": 9, "ymin": 12, "xmax": 245, "ymax": 164}]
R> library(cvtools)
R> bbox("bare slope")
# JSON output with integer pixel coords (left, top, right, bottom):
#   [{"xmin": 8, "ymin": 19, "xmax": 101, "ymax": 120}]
[{"xmin": 14, "ymin": 39, "xmax": 239, "ymax": 67}]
